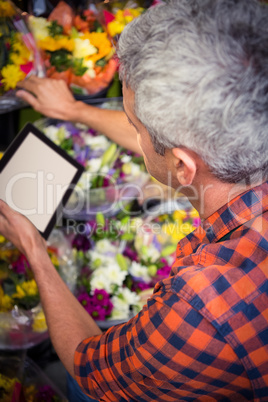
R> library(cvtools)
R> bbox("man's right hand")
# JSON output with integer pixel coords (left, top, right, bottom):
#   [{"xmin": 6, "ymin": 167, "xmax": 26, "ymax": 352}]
[
  {"xmin": 0, "ymin": 200, "xmax": 47, "ymax": 264},
  {"xmin": 16, "ymin": 76, "xmax": 77, "ymax": 121}
]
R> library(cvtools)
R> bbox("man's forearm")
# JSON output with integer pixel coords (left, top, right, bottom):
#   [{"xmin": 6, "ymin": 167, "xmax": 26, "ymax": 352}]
[
  {"xmin": 68, "ymin": 102, "xmax": 141, "ymax": 154},
  {"xmin": 29, "ymin": 251, "xmax": 102, "ymax": 378}
]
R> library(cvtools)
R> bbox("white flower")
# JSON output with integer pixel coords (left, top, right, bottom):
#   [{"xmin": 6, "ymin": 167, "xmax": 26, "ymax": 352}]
[
  {"xmin": 90, "ymin": 270, "xmax": 111, "ymax": 293},
  {"xmin": 129, "ymin": 163, "xmax": 141, "ymax": 177},
  {"xmin": 134, "ymin": 234, "xmax": 161, "ymax": 263},
  {"xmin": 122, "ymin": 162, "xmax": 141, "ymax": 178},
  {"xmin": 77, "ymin": 172, "xmax": 92, "ymax": 190},
  {"xmin": 87, "ymin": 251, "xmax": 111, "ymax": 267},
  {"xmin": 121, "ymin": 155, "xmax": 132, "ymax": 163},
  {"xmin": 84, "ymin": 135, "xmax": 110, "ymax": 150},
  {"xmin": 109, "ymin": 306, "xmax": 129, "ymax": 320},
  {"xmin": 90, "ymin": 264, "xmax": 127, "ymax": 293},
  {"xmin": 73, "ymin": 38, "xmax": 97, "ymax": 58},
  {"xmin": 44, "ymin": 126, "xmax": 61, "ymax": 144},
  {"xmin": 105, "ymin": 263, "xmax": 127, "ymax": 286},
  {"xmin": 29, "ymin": 16, "xmax": 50, "ymax": 40},
  {"xmin": 143, "ymin": 244, "xmax": 161, "ymax": 262},
  {"xmin": 109, "ymin": 288, "xmax": 141, "ymax": 320},
  {"xmin": 129, "ymin": 261, "xmax": 151, "ymax": 283},
  {"xmin": 120, "ymin": 287, "xmax": 141, "ymax": 306},
  {"xmin": 83, "ymin": 59, "xmax": 96, "ymax": 79},
  {"xmin": 95, "ymin": 239, "xmax": 118, "ymax": 255},
  {"xmin": 88, "ymin": 158, "xmax": 102, "ymax": 173}
]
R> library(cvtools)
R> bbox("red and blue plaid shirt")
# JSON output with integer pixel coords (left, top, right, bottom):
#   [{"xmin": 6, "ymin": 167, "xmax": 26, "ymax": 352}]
[{"xmin": 74, "ymin": 181, "xmax": 268, "ymax": 401}]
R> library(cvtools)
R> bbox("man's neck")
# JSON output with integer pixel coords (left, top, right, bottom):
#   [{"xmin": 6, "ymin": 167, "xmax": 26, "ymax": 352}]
[{"xmin": 181, "ymin": 178, "xmax": 258, "ymax": 221}]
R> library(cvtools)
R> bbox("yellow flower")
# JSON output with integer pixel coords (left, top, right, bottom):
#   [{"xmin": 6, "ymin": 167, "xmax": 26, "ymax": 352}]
[
  {"xmin": 12, "ymin": 279, "xmax": 38, "ymax": 299},
  {"xmin": 0, "ymin": 287, "xmax": 14, "ymax": 312},
  {"xmin": 12, "ymin": 284, "xmax": 26, "ymax": 299},
  {"xmin": 84, "ymin": 32, "xmax": 113, "ymax": 63},
  {"xmin": 189, "ymin": 208, "xmax": 199, "ymax": 218},
  {"xmin": 1, "ymin": 64, "xmax": 25, "ymax": 91},
  {"xmin": 32, "ymin": 310, "xmax": 47, "ymax": 332},
  {"xmin": 180, "ymin": 222, "xmax": 195, "ymax": 235},
  {"xmin": 107, "ymin": 20, "xmax": 125, "ymax": 37},
  {"xmin": 23, "ymin": 385, "xmax": 36, "ymax": 402},
  {"xmin": 0, "ymin": 1, "xmax": 15, "ymax": 17},
  {"xmin": 49, "ymin": 253, "xmax": 59, "ymax": 268},
  {"xmin": 173, "ymin": 209, "xmax": 187, "ymax": 221},
  {"xmin": 124, "ymin": 15, "xmax": 134, "ymax": 24},
  {"xmin": 115, "ymin": 10, "xmax": 124, "ymax": 23},
  {"xmin": 29, "ymin": 15, "xmax": 50, "ymax": 41},
  {"xmin": 129, "ymin": 8, "xmax": 144, "ymax": 18},
  {"xmin": 10, "ymin": 52, "xmax": 29, "ymax": 66},
  {"xmin": 21, "ymin": 279, "xmax": 38, "ymax": 296},
  {"xmin": 38, "ymin": 36, "xmax": 74, "ymax": 52}
]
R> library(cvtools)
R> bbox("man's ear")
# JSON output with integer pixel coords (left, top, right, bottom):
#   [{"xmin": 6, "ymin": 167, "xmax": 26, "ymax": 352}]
[{"xmin": 171, "ymin": 148, "xmax": 197, "ymax": 186}]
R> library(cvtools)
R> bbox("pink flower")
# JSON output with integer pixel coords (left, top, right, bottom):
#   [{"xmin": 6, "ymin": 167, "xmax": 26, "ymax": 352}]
[
  {"xmin": 90, "ymin": 304, "xmax": 107, "ymax": 321},
  {"xmin": 92, "ymin": 289, "xmax": 113, "ymax": 317},
  {"xmin": 193, "ymin": 217, "xmax": 202, "ymax": 227},
  {"xmin": 20, "ymin": 62, "xmax": 33, "ymax": 75},
  {"xmin": 77, "ymin": 292, "xmax": 92, "ymax": 313}
]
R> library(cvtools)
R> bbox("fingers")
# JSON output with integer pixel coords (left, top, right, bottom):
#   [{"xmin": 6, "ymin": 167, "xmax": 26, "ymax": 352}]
[
  {"xmin": 0, "ymin": 199, "xmax": 11, "ymax": 219},
  {"xmin": 16, "ymin": 89, "xmax": 39, "ymax": 109},
  {"xmin": 17, "ymin": 75, "xmax": 42, "ymax": 89}
]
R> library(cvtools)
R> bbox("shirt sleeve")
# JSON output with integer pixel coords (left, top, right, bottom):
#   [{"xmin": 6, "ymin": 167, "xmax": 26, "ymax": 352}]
[{"xmin": 74, "ymin": 287, "xmax": 248, "ymax": 402}]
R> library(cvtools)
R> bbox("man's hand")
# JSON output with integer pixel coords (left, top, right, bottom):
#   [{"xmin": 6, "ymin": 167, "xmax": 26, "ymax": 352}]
[
  {"xmin": 16, "ymin": 76, "xmax": 77, "ymax": 121},
  {"xmin": 0, "ymin": 200, "xmax": 46, "ymax": 262}
]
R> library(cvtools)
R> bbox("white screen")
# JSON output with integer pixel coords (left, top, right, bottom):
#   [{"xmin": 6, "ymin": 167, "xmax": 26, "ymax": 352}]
[{"xmin": 0, "ymin": 132, "xmax": 78, "ymax": 232}]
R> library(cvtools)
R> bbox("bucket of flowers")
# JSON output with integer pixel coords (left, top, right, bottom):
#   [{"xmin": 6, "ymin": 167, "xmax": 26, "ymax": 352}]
[
  {"xmin": 70, "ymin": 200, "xmax": 201, "ymax": 328},
  {"xmin": 0, "ymin": 354, "xmax": 67, "ymax": 401},
  {"xmin": 0, "ymin": 229, "xmax": 76, "ymax": 350},
  {"xmin": 0, "ymin": 0, "xmax": 45, "ymax": 113},
  {"xmin": 28, "ymin": 1, "xmax": 118, "ymax": 98},
  {"xmin": 35, "ymin": 109, "xmax": 149, "ymax": 219}
]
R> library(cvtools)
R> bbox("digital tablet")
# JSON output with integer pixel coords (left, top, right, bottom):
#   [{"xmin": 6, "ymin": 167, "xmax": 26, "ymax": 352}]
[{"xmin": 0, "ymin": 123, "xmax": 84, "ymax": 239}]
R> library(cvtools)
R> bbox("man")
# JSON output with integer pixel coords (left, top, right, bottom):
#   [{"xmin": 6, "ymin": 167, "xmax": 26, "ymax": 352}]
[{"xmin": 1, "ymin": 0, "xmax": 267, "ymax": 400}]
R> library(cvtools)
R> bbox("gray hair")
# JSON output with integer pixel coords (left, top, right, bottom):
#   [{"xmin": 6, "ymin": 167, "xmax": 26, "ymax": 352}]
[{"xmin": 117, "ymin": 0, "xmax": 268, "ymax": 183}]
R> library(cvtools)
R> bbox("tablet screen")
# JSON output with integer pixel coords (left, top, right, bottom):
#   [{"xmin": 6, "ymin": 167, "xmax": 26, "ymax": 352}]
[{"xmin": 0, "ymin": 123, "xmax": 84, "ymax": 239}]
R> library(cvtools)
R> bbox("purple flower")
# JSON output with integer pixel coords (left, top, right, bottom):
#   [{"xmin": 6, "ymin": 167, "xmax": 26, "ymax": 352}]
[
  {"xmin": 136, "ymin": 282, "xmax": 152, "ymax": 291},
  {"xmin": 123, "ymin": 247, "xmax": 138, "ymax": 261},
  {"xmin": 36, "ymin": 385, "xmax": 55, "ymax": 401},
  {"xmin": 72, "ymin": 134, "xmax": 86, "ymax": 147},
  {"xmin": 57, "ymin": 122, "xmax": 79, "ymax": 136},
  {"xmin": 72, "ymin": 234, "xmax": 91, "ymax": 251},
  {"xmin": 157, "ymin": 265, "xmax": 171, "ymax": 278},
  {"xmin": 88, "ymin": 128, "xmax": 97, "ymax": 136},
  {"xmin": 12, "ymin": 254, "xmax": 30, "ymax": 274}
]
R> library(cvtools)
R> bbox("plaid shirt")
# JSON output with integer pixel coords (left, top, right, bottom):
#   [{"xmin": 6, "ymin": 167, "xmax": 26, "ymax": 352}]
[{"xmin": 74, "ymin": 181, "xmax": 268, "ymax": 401}]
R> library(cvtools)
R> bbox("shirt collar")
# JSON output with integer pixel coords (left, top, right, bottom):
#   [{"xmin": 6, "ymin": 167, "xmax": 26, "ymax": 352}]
[{"xmin": 176, "ymin": 181, "xmax": 268, "ymax": 259}]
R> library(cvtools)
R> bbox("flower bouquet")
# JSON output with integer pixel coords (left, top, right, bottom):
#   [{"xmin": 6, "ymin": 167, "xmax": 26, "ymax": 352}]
[
  {"xmin": 28, "ymin": 1, "xmax": 118, "ymax": 97},
  {"xmin": 0, "ymin": 355, "xmax": 67, "ymax": 401},
  {"xmin": 0, "ymin": 0, "xmax": 44, "ymax": 113},
  {"xmin": 70, "ymin": 211, "xmax": 144, "ymax": 328},
  {"xmin": 36, "ymin": 110, "xmax": 148, "ymax": 219},
  {"xmin": 0, "ymin": 229, "xmax": 76, "ymax": 349},
  {"xmin": 70, "ymin": 201, "xmax": 200, "ymax": 328}
]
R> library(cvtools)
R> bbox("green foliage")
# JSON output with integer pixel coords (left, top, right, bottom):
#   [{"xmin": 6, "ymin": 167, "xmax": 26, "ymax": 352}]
[
  {"xmin": 48, "ymin": 20, "xmax": 64, "ymax": 37},
  {"xmin": 47, "ymin": 49, "xmax": 72, "ymax": 72}
]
